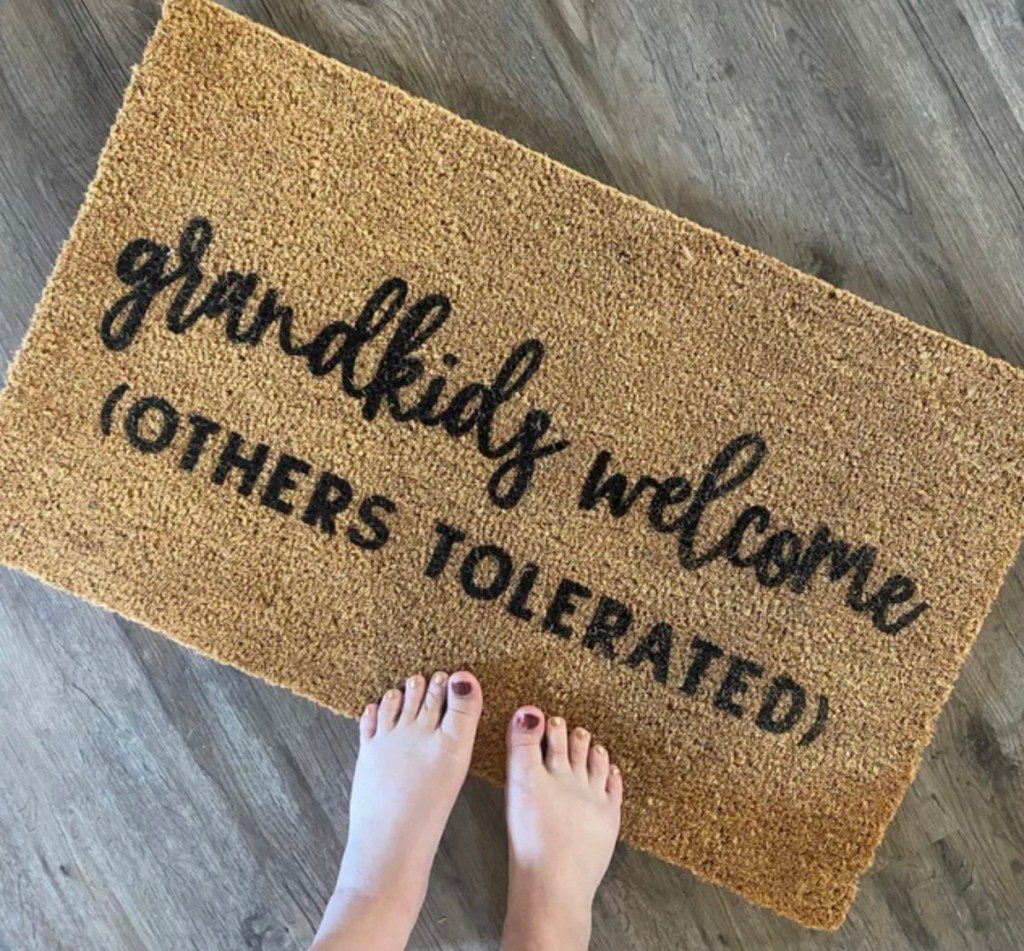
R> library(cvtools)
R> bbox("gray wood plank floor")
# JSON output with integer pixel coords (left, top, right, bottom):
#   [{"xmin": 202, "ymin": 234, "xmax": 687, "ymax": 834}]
[{"xmin": 1, "ymin": 0, "xmax": 1022, "ymax": 948}]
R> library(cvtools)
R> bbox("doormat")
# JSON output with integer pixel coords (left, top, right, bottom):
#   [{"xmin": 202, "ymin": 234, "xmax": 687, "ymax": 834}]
[{"xmin": 2, "ymin": 0, "xmax": 1023, "ymax": 930}]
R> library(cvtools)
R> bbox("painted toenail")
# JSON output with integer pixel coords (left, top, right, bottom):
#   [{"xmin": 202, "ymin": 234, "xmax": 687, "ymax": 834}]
[
  {"xmin": 518, "ymin": 712, "xmax": 540, "ymax": 730},
  {"xmin": 452, "ymin": 680, "xmax": 473, "ymax": 696},
  {"xmin": 433, "ymin": 672, "xmax": 447, "ymax": 685},
  {"xmin": 594, "ymin": 744, "xmax": 607, "ymax": 756},
  {"xmin": 550, "ymin": 716, "xmax": 564, "ymax": 727}
]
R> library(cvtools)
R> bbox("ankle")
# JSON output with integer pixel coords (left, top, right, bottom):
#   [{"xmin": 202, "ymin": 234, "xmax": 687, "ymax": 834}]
[
  {"xmin": 502, "ymin": 870, "xmax": 593, "ymax": 951},
  {"xmin": 329, "ymin": 880, "xmax": 420, "ymax": 917},
  {"xmin": 334, "ymin": 833, "xmax": 431, "ymax": 910},
  {"xmin": 310, "ymin": 887, "xmax": 419, "ymax": 951}
]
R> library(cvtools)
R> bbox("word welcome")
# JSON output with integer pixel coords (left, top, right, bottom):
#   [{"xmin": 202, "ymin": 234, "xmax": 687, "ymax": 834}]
[
  {"xmin": 99, "ymin": 217, "xmax": 568, "ymax": 509},
  {"xmin": 424, "ymin": 520, "xmax": 829, "ymax": 745},
  {"xmin": 580, "ymin": 438, "xmax": 929, "ymax": 635}
]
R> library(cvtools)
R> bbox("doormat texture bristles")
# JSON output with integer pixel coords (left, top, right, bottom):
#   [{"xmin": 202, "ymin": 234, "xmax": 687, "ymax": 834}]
[{"xmin": 2, "ymin": 0, "xmax": 1024, "ymax": 929}]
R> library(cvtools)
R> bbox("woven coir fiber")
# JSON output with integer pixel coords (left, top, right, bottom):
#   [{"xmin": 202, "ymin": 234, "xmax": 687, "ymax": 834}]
[{"xmin": 2, "ymin": 0, "xmax": 1024, "ymax": 929}]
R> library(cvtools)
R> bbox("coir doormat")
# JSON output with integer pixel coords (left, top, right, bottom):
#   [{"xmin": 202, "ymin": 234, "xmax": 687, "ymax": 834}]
[{"xmin": 2, "ymin": 0, "xmax": 1024, "ymax": 930}]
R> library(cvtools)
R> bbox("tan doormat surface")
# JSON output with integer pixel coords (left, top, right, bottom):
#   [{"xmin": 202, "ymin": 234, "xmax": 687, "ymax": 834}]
[{"xmin": 2, "ymin": 0, "xmax": 1024, "ymax": 929}]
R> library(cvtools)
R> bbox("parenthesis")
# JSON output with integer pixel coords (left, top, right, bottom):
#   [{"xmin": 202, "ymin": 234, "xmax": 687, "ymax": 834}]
[
  {"xmin": 797, "ymin": 694, "xmax": 829, "ymax": 747},
  {"xmin": 99, "ymin": 382, "xmax": 130, "ymax": 436}
]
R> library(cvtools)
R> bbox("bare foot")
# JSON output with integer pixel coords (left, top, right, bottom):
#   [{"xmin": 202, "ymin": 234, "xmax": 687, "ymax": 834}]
[
  {"xmin": 310, "ymin": 671, "xmax": 482, "ymax": 951},
  {"xmin": 501, "ymin": 707, "xmax": 623, "ymax": 951}
]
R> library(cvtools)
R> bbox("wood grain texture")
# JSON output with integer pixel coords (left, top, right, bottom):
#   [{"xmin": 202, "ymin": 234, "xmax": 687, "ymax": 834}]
[{"xmin": 0, "ymin": 0, "xmax": 1021, "ymax": 948}]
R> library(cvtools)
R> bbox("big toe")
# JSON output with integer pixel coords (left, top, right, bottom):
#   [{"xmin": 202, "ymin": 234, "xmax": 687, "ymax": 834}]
[
  {"xmin": 440, "ymin": 671, "xmax": 483, "ymax": 743},
  {"xmin": 506, "ymin": 706, "xmax": 545, "ymax": 777}
]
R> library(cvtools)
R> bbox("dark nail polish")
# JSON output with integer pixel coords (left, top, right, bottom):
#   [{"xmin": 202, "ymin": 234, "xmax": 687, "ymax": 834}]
[
  {"xmin": 452, "ymin": 680, "xmax": 473, "ymax": 697},
  {"xmin": 519, "ymin": 713, "xmax": 540, "ymax": 730}
]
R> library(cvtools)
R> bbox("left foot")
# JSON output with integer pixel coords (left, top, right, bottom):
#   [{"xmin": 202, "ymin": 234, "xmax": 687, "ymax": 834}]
[{"xmin": 311, "ymin": 670, "xmax": 483, "ymax": 951}]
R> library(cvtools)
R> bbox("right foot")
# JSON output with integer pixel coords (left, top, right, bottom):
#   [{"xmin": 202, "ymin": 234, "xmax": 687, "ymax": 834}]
[
  {"xmin": 501, "ymin": 707, "xmax": 623, "ymax": 951},
  {"xmin": 311, "ymin": 670, "xmax": 483, "ymax": 951}
]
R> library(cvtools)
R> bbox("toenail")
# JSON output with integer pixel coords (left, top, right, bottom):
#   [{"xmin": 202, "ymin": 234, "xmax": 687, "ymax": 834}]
[
  {"xmin": 451, "ymin": 680, "xmax": 473, "ymax": 696},
  {"xmin": 433, "ymin": 672, "xmax": 447, "ymax": 685},
  {"xmin": 518, "ymin": 712, "xmax": 540, "ymax": 730},
  {"xmin": 550, "ymin": 716, "xmax": 564, "ymax": 727},
  {"xmin": 594, "ymin": 744, "xmax": 607, "ymax": 756},
  {"xmin": 386, "ymin": 688, "xmax": 401, "ymax": 700},
  {"xmin": 611, "ymin": 764, "xmax": 621, "ymax": 775},
  {"xmin": 407, "ymin": 675, "xmax": 421, "ymax": 688},
  {"xmin": 575, "ymin": 727, "xmax": 589, "ymax": 739}
]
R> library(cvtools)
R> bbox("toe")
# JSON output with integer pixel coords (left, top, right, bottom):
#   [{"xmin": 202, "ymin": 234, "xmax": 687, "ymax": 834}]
[
  {"xmin": 401, "ymin": 674, "xmax": 426, "ymax": 723},
  {"xmin": 607, "ymin": 763, "xmax": 624, "ymax": 802},
  {"xmin": 506, "ymin": 706, "xmax": 545, "ymax": 776},
  {"xmin": 441, "ymin": 671, "xmax": 483, "ymax": 742},
  {"xmin": 545, "ymin": 716, "xmax": 569, "ymax": 770},
  {"xmin": 359, "ymin": 702, "xmax": 379, "ymax": 742},
  {"xmin": 379, "ymin": 687, "xmax": 403, "ymax": 731},
  {"xmin": 588, "ymin": 742, "xmax": 610, "ymax": 788},
  {"xmin": 418, "ymin": 671, "xmax": 448, "ymax": 728},
  {"xmin": 569, "ymin": 726, "xmax": 591, "ymax": 775}
]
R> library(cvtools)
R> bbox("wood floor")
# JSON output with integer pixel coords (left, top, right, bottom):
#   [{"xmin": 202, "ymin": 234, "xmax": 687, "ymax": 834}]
[{"xmin": 1, "ymin": 0, "xmax": 1023, "ymax": 948}]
